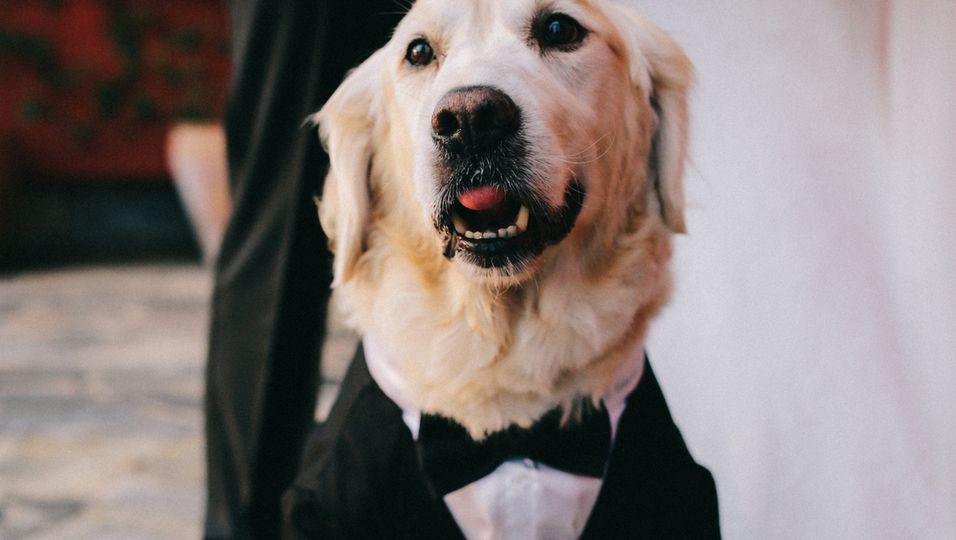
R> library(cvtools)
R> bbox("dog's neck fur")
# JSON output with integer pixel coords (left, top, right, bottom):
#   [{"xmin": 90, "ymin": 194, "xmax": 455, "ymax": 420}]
[{"xmin": 334, "ymin": 181, "xmax": 673, "ymax": 438}]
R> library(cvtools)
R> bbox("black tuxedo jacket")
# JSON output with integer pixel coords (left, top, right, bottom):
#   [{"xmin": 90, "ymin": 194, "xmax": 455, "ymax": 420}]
[{"xmin": 282, "ymin": 348, "xmax": 720, "ymax": 539}]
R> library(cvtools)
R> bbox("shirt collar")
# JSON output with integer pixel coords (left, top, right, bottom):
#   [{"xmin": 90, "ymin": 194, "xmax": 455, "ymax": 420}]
[{"xmin": 362, "ymin": 333, "xmax": 645, "ymax": 441}]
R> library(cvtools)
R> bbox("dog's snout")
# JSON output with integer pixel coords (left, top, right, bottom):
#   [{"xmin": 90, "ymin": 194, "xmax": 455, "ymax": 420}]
[{"xmin": 431, "ymin": 86, "xmax": 519, "ymax": 154}]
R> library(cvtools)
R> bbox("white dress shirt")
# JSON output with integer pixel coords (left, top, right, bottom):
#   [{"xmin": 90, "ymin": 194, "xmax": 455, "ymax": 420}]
[{"xmin": 363, "ymin": 334, "xmax": 645, "ymax": 540}]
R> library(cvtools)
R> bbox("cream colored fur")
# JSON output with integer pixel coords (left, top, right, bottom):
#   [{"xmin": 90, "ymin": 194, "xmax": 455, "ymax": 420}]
[{"xmin": 315, "ymin": 0, "xmax": 692, "ymax": 438}]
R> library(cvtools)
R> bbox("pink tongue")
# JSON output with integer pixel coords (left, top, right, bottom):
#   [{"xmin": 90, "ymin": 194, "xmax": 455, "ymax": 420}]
[{"xmin": 458, "ymin": 186, "xmax": 506, "ymax": 211}]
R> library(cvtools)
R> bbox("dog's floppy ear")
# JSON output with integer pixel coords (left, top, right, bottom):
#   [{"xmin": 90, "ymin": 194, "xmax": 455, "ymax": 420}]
[
  {"xmin": 313, "ymin": 49, "xmax": 387, "ymax": 285},
  {"xmin": 609, "ymin": 6, "xmax": 693, "ymax": 233}
]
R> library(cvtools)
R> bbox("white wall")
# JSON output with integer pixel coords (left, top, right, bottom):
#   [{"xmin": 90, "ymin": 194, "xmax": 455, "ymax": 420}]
[{"xmin": 622, "ymin": 1, "xmax": 956, "ymax": 538}]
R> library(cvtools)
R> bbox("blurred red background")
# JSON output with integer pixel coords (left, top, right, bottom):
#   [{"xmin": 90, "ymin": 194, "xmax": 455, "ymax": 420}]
[{"xmin": 0, "ymin": 0, "xmax": 231, "ymax": 179}]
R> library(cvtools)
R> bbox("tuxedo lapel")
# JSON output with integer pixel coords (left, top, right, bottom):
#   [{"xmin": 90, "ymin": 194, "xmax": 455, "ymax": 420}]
[
  {"xmin": 283, "ymin": 347, "xmax": 464, "ymax": 539},
  {"xmin": 581, "ymin": 360, "xmax": 721, "ymax": 539}
]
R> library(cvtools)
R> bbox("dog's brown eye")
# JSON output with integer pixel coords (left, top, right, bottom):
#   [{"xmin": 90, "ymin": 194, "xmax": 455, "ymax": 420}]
[
  {"xmin": 537, "ymin": 13, "xmax": 586, "ymax": 49},
  {"xmin": 406, "ymin": 39, "xmax": 435, "ymax": 66}
]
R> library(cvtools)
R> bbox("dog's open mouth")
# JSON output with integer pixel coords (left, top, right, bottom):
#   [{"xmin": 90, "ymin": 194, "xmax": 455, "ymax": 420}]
[
  {"xmin": 451, "ymin": 186, "xmax": 528, "ymax": 240},
  {"xmin": 439, "ymin": 181, "xmax": 585, "ymax": 271}
]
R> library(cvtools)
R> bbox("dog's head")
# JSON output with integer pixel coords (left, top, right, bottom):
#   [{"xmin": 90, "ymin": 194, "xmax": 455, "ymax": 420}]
[{"xmin": 316, "ymin": 0, "xmax": 691, "ymax": 288}]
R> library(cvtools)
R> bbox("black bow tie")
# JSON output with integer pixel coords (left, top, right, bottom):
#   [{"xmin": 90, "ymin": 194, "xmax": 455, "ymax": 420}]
[{"xmin": 416, "ymin": 403, "xmax": 612, "ymax": 496}]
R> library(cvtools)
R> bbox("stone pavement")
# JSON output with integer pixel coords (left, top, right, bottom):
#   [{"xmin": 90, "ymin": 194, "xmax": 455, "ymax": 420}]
[{"xmin": 0, "ymin": 264, "xmax": 356, "ymax": 539}]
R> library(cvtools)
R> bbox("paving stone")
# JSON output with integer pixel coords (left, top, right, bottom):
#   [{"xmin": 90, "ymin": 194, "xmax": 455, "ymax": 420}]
[
  {"xmin": 0, "ymin": 265, "xmax": 212, "ymax": 538},
  {"xmin": 0, "ymin": 264, "xmax": 357, "ymax": 539},
  {"xmin": 0, "ymin": 496, "xmax": 85, "ymax": 540}
]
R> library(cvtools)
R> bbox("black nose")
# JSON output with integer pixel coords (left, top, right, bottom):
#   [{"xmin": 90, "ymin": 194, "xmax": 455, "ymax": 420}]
[{"xmin": 431, "ymin": 86, "xmax": 520, "ymax": 155}]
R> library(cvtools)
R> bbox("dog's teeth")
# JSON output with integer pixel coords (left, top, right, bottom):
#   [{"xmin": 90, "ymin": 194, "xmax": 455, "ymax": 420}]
[
  {"xmin": 515, "ymin": 206, "xmax": 529, "ymax": 231},
  {"xmin": 459, "ymin": 218, "xmax": 525, "ymax": 241},
  {"xmin": 452, "ymin": 213, "xmax": 468, "ymax": 235}
]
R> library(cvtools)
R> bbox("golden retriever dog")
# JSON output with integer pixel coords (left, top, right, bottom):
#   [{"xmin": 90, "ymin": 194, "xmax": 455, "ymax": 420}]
[{"xmin": 315, "ymin": 0, "xmax": 691, "ymax": 439}]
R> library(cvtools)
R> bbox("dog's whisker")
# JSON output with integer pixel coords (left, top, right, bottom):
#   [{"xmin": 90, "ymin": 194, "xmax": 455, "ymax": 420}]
[
  {"xmin": 588, "ymin": 135, "xmax": 617, "ymax": 163},
  {"xmin": 536, "ymin": 134, "xmax": 617, "ymax": 166},
  {"xmin": 566, "ymin": 134, "xmax": 612, "ymax": 159},
  {"xmin": 385, "ymin": 0, "xmax": 414, "ymax": 14},
  {"xmin": 540, "ymin": 154, "xmax": 600, "ymax": 166}
]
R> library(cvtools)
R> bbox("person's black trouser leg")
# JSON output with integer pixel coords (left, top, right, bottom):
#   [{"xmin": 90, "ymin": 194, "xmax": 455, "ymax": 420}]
[{"xmin": 204, "ymin": 2, "xmax": 404, "ymax": 538}]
